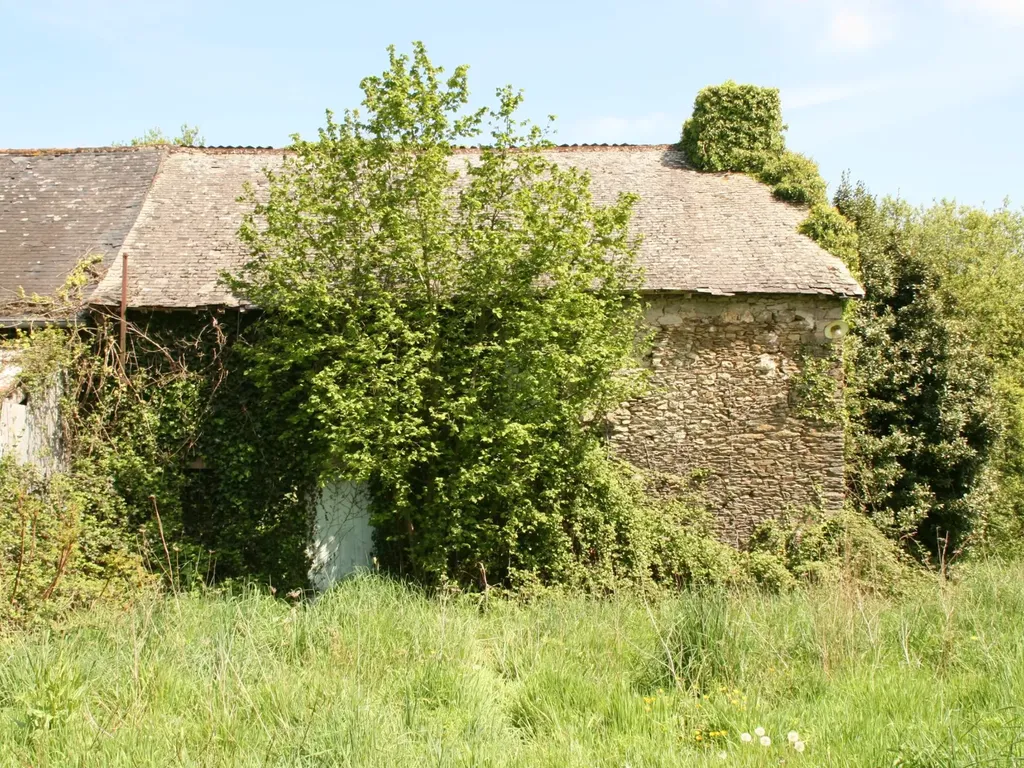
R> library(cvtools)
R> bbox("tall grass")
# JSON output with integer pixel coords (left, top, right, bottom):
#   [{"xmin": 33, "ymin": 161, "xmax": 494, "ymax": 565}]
[{"xmin": 1, "ymin": 562, "xmax": 1023, "ymax": 767}]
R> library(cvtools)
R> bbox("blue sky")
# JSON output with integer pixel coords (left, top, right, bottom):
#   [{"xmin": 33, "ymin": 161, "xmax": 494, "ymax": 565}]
[{"xmin": 1, "ymin": 0, "xmax": 1022, "ymax": 208}]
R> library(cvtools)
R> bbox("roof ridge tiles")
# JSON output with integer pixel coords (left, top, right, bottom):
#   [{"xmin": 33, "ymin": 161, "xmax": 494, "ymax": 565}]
[{"xmin": 0, "ymin": 143, "xmax": 678, "ymax": 156}]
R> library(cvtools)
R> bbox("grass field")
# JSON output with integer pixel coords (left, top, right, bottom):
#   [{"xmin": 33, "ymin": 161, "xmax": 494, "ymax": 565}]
[{"xmin": 2, "ymin": 562, "xmax": 1023, "ymax": 767}]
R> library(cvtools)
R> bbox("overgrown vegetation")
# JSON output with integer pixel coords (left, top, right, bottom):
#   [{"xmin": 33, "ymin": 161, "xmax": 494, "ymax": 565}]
[
  {"xmin": 680, "ymin": 81, "xmax": 1024, "ymax": 560},
  {"xmin": 3, "ymin": 56, "xmax": 1023, "ymax": 628},
  {"xmin": 113, "ymin": 123, "xmax": 205, "ymax": 147},
  {"xmin": 681, "ymin": 82, "xmax": 827, "ymax": 206},
  {"xmin": 2, "ymin": 562, "xmax": 1022, "ymax": 766},
  {"xmin": 0, "ymin": 307, "xmax": 324, "ymax": 625},
  {"xmin": 229, "ymin": 43, "xmax": 658, "ymax": 588}
]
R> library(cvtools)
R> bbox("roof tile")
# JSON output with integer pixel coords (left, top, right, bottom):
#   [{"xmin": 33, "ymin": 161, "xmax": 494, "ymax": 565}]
[
  {"xmin": 1, "ymin": 145, "xmax": 863, "ymax": 309},
  {"xmin": 0, "ymin": 148, "xmax": 163, "ymax": 305}
]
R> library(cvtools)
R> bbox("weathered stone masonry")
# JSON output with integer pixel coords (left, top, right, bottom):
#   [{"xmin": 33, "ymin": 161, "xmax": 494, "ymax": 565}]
[{"xmin": 610, "ymin": 293, "xmax": 847, "ymax": 544}]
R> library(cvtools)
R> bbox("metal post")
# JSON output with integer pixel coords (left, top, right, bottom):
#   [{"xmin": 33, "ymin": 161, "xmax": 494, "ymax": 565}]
[{"xmin": 119, "ymin": 251, "xmax": 128, "ymax": 373}]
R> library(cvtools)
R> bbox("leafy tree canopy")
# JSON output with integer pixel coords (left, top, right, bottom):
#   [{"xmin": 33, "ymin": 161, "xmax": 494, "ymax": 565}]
[
  {"xmin": 230, "ymin": 43, "xmax": 655, "ymax": 587},
  {"xmin": 836, "ymin": 179, "xmax": 1005, "ymax": 555}
]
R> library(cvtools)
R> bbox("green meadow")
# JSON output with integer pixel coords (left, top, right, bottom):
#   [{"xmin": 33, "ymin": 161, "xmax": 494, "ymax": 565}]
[{"xmin": 2, "ymin": 562, "xmax": 1023, "ymax": 767}]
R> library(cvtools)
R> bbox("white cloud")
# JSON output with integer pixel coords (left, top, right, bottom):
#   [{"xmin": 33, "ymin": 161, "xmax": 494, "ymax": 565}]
[
  {"xmin": 821, "ymin": 7, "xmax": 894, "ymax": 52},
  {"xmin": 946, "ymin": 0, "xmax": 1024, "ymax": 23}
]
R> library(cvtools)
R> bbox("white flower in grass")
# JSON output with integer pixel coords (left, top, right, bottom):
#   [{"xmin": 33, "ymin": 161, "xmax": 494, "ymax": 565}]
[
  {"xmin": 794, "ymin": 740, "xmax": 806, "ymax": 753},
  {"xmin": 718, "ymin": 751, "xmax": 728, "ymax": 760},
  {"xmin": 740, "ymin": 732, "xmax": 753, "ymax": 743},
  {"xmin": 788, "ymin": 731, "xmax": 800, "ymax": 743},
  {"xmin": 754, "ymin": 727, "xmax": 766, "ymax": 737},
  {"xmin": 760, "ymin": 736, "xmax": 772, "ymax": 747}
]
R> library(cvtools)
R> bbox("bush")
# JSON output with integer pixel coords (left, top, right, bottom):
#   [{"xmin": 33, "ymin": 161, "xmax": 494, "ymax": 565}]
[
  {"xmin": 231, "ymin": 44, "xmax": 654, "ymax": 588},
  {"xmin": 681, "ymin": 81, "xmax": 785, "ymax": 172},
  {"xmin": 647, "ymin": 500, "xmax": 744, "ymax": 588},
  {"xmin": 798, "ymin": 203, "xmax": 860, "ymax": 272},
  {"xmin": 747, "ymin": 507, "xmax": 919, "ymax": 595},
  {"xmin": 757, "ymin": 151, "xmax": 829, "ymax": 207},
  {"xmin": 0, "ymin": 458, "xmax": 153, "ymax": 627}
]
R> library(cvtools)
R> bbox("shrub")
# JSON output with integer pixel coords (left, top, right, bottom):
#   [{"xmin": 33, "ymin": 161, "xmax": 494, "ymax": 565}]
[
  {"xmin": 744, "ymin": 551, "xmax": 797, "ymax": 592},
  {"xmin": 757, "ymin": 151, "xmax": 829, "ymax": 207},
  {"xmin": 0, "ymin": 458, "xmax": 153, "ymax": 627},
  {"xmin": 798, "ymin": 203, "xmax": 860, "ymax": 272},
  {"xmin": 231, "ymin": 44, "xmax": 656, "ymax": 588},
  {"xmin": 647, "ymin": 500, "xmax": 744, "ymax": 588},
  {"xmin": 681, "ymin": 81, "xmax": 785, "ymax": 172},
  {"xmin": 747, "ymin": 507, "xmax": 919, "ymax": 595}
]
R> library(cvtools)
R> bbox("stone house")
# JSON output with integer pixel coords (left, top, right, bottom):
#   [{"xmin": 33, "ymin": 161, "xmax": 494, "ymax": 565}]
[{"xmin": 0, "ymin": 144, "xmax": 862, "ymax": 579}]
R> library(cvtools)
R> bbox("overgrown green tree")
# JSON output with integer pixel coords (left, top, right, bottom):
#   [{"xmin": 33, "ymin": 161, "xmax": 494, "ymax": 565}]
[
  {"xmin": 910, "ymin": 202, "xmax": 1024, "ymax": 551},
  {"xmin": 230, "ymin": 43, "xmax": 652, "ymax": 586},
  {"xmin": 836, "ymin": 180, "xmax": 1001, "ymax": 555}
]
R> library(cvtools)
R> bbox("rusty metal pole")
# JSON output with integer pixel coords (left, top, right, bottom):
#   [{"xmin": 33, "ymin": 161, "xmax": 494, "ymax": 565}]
[{"xmin": 119, "ymin": 251, "xmax": 128, "ymax": 374}]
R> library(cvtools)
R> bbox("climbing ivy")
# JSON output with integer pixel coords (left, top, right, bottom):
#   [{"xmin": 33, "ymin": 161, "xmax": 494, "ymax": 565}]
[
  {"xmin": 681, "ymin": 82, "xmax": 785, "ymax": 172},
  {"xmin": 680, "ymin": 82, "xmax": 828, "ymax": 207},
  {"xmin": 789, "ymin": 351, "xmax": 843, "ymax": 425}
]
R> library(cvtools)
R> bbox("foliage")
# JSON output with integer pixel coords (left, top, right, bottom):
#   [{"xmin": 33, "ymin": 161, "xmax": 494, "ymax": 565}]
[
  {"xmin": 755, "ymin": 151, "xmax": 828, "ymax": 207},
  {"xmin": 3, "ymin": 563, "xmax": 1023, "ymax": 765},
  {"xmin": 0, "ymin": 304, "xmax": 317, "ymax": 625},
  {"xmin": 680, "ymin": 82, "xmax": 828, "ymax": 208},
  {"xmin": 681, "ymin": 81, "xmax": 785, "ymax": 173},
  {"xmin": 114, "ymin": 123, "xmax": 205, "ymax": 147},
  {"xmin": 788, "ymin": 352, "xmax": 842, "ymax": 425},
  {"xmin": 0, "ymin": 324, "xmax": 158, "ymax": 625},
  {"xmin": 797, "ymin": 203, "xmax": 860, "ymax": 273},
  {"xmin": 835, "ymin": 180, "xmax": 1001, "ymax": 555},
  {"xmin": 747, "ymin": 508, "xmax": 918, "ymax": 595},
  {"xmin": 905, "ymin": 202, "xmax": 1024, "ymax": 554},
  {"xmin": 0, "ymin": 457, "xmax": 153, "ymax": 627},
  {"xmin": 230, "ymin": 43, "xmax": 655, "ymax": 587}
]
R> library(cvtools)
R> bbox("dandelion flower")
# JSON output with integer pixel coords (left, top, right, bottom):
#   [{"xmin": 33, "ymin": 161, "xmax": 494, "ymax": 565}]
[
  {"xmin": 754, "ymin": 727, "xmax": 765, "ymax": 737},
  {"xmin": 794, "ymin": 740, "xmax": 806, "ymax": 753},
  {"xmin": 760, "ymin": 736, "xmax": 772, "ymax": 747},
  {"xmin": 788, "ymin": 731, "xmax": 800, "ymax": 743},
  {"xmin": 740, "ymin": 732, "xmax": 752, "ymax": 743}
]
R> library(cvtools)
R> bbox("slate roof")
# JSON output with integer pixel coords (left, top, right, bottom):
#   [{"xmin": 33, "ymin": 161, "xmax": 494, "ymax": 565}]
[
  {"xmin": 0, "ymin": 145, "xmax": 863, "ymax": 311},
  {"xmin": 0, "ymin": 148, "xmax": 163, "ymax": 310}
]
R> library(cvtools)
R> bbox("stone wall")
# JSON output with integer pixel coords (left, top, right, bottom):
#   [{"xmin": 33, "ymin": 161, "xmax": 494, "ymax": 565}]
[
  {"xmin": 0, "ymin": 352, "xmax": 63, "ymax": 473},
  {"xmin": 608, "ymin": 293, "xmax": 848, "ymax": 545}
]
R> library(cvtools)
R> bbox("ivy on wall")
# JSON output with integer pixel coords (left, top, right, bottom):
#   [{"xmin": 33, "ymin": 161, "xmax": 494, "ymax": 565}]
[
  {"xmin": 680, "ymin": 81, "xmax": 1013, "ymax": 559},
  {"xmin": 681, "ymin": 82, "xmax": 828, "ymax": 208}
]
